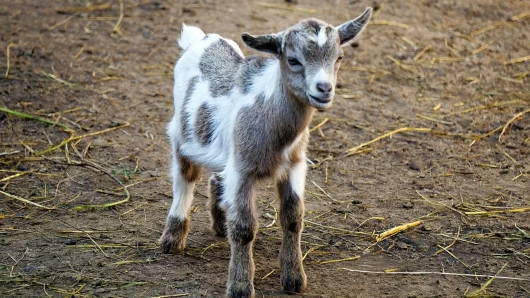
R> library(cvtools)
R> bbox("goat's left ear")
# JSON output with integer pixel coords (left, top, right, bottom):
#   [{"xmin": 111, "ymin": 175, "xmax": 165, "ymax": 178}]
[
  {"xmin": 242, "ymin": 32, "xmax": 282, "ymax": 56},
  {"xmin": 337, "ymin": 7, "xmax": 372, "ymax": 46}
]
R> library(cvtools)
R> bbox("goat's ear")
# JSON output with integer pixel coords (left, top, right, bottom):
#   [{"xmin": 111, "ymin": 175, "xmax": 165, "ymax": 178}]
[
  {"xmin": 337, "ymin": 7, "xmax": 372, "ymax": 46},
  {"xmin": 241, "ymin": 32, "xmax": 282, "ymax": 56}
]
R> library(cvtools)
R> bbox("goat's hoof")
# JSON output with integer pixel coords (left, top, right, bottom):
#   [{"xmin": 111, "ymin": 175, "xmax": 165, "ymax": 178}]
[
  {"xmin": 159, "ymin": 216, "xmax": 189, "ymax": 254},
  {"xmin": 160, "ymin": 234, "xmax": 186, "ymax": 254},
  {"xmin": 227, "ymin": 281, "xmax": 254, "ymax": 298},
  {"xmin": 281, "ymin": 271, "xmax": 306, "ymax": 294},
  {"xmin": 212, "ymin": 222, "xmax": 227, "ymax": 238}
]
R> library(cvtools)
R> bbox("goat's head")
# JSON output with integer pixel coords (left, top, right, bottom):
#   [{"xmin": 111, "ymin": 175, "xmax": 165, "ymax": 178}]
[{"xmin": 242, "ymin": 7, "xmax": 372, "ymax": 111}]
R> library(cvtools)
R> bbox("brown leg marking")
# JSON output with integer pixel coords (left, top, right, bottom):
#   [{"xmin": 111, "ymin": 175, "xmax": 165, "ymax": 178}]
[
  {"xmin": 277, "ymin": 179, "xmax": 307, "ymax": 294},
  {"xmin": 160, "ymin": 216, "xmax": 190, "ymax": 254},
  {"xmin": 209, "ymin": 174, "xmax": 227, "ymax": 237},
  {"xmin": 160, "ymin": 153, "xmax": 201, "ymax": 254},
  {"xmin": 226, "ymin": 178, "xmax": 257, "ymax": 298},
  {"xmin": 179, "ymin": 155, "xmax": 201, "ymax": 182}
]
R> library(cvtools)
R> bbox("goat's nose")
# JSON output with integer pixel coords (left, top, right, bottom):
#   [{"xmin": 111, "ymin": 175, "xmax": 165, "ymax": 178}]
[{"xmin": 316, "ymin": 82, "xmax": 332, "ymax": 93}]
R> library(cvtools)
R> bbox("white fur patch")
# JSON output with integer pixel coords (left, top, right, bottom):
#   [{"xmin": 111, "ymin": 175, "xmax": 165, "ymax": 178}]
[
  {"xmin": 289, "ymin": 158, "xmax": 307, "ymax": 198},
  {"xmin": 247, "ymin": 59, "xmax": 281, "ymax": 100},
  {"xmin": 168, "ymin": 159, "xmax": 197, "ymax": 220},
  {"xmin": 309, "ymin": 68, "xmax": 331, "ymax": 95},
  {"xmin": 178, "ymin": 24, "xmax": 206, "ymax": 50},
  {"xmin": 317, "ymin": 27, "xmax": 327, "ymax": 47}
]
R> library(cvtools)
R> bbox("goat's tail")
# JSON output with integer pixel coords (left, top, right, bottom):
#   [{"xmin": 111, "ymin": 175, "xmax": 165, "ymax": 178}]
[{"xmin": 178, "ymin": 24, "xmax": 205, "ymax": 51}]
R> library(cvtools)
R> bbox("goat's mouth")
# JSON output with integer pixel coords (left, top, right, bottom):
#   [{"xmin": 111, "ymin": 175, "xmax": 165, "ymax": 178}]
[{"xmin": 308, "ymin": 94, "xmax": 333, "ymax": 111}]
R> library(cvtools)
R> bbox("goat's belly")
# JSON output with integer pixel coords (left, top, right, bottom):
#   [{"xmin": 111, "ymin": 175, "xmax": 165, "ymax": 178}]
[{"xmin": 180, "ymin": 141, "xmax": 228, "ymax": 173}]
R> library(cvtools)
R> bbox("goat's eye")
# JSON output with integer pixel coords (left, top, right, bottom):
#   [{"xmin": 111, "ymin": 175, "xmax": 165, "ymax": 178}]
[
  {"xmin": 287, "ymin": 57, "xmax": 302, "ymax": 66},
  {"xmin": 337, "ymin": 56, "xmax": 344, "ymax": 62}
]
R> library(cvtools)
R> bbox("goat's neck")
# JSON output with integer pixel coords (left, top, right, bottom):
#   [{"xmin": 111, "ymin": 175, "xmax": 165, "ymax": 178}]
[{"xmin": 275, "ymin": 77, "xmax": 315, "ymax": 137}]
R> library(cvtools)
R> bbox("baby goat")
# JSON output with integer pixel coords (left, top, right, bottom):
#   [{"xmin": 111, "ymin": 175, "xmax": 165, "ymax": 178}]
[{"xmin": 161, "ymin": 8, "xmax": 372, "ymax": 298}]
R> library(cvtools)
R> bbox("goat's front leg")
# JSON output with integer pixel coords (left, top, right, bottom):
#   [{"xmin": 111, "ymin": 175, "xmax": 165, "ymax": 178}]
[
  {"xmin": 225, "ymin": 174, "xmax": 257, "ymax": 298},
  {"xmin": 277, "ymin": 160, "xmax": 307, "ymax": 294},
  {"xmin": 160, "ymin": 147, "xmax": 201, "ymax": 253}
]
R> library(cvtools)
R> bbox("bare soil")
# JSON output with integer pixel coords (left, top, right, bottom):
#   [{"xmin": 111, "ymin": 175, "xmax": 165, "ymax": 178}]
[{"xmin": 1, "ymin": 1, "xmax": 529, "ymax": 297}]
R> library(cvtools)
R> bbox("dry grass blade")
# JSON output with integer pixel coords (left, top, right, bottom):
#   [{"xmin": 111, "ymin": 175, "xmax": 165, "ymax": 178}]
[
  {"xmin": 4, "ymin": 43, "xmax": 14, "ymax": 78},
  {"xmin": 413, "ymin": 45, "xmax": 432, "ymax": 61},
  {"xmin": 376, "ymin": 221, "xmax": 422, "ymax": 242},
  {"xmin": 498, "ymin": 109, "xmax": 530, "ymax": 142},
  {"xmin": 0, "ymin": 190, "xmax": 55, "ymax": 210},
  {"xmin": 0, "ymin": 171, "xmax": 32, "ymax": 182},
  {"xmin": 504, "ymin": 55, "xmax": 530, "ymax": 65},
  {"xmin": 112, "ymin": 0, "xmax": 124, "ymax": 36},
  {"xmin": 146, "ymin": 294, "xmax": 189, "ymax": 298},
  {"xmin": 319, "ymin": 256, "xmax": 360, "ymax": 264},
  {"xmin": 309, "ymin": 118, "xmax": 329, "ymax": 133},
  {"xmin": 0, "ymin": 107, "xmax": 73, "ymax": 131},
  {"xmin": 371, "ymin": 20, "xmax": 409, "ymax": 28},
  {"xmin": 339, "ymin": 268, "xmax": 530, "ymax": 281},
  {"xmin": 56, "ymin": 2, "xmax": 111, "ymax": 13},
  {"xmin": 465, "ymin": 207, "xmax": 530, "ymax": 216},
  {"xmin": 255, "ymin": 2, "xmax": 316, "ymax": 13},
  {"xmin": 36, "ymin": 123, "xmax": 129, "ymax": 156},
  {"xmin": 346, "ymin": 127, "xmax": 432, "ymax": 155},
  {"xmin": 465, "ymin": 262, "xmax": 508, "ymax": 297}
]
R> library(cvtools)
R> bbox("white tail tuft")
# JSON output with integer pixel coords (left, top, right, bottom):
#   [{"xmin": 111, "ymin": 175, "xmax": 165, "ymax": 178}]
[{"xmin": 178, "ymin": 23, "xmax": 206, "ymax": 51}]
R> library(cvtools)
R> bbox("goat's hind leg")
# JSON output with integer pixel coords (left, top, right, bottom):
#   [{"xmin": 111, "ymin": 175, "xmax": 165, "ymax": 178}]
[
  {"xmin": 209, "ymin": 173, "xmax": 227, "ymax": 237},
  {"xmin": 277, "ymin": 160, "xmax": 307, "ymax": 293},
  {"xmin": 160, "ymin": 146, "xmax": 201, "ymax": 253}
]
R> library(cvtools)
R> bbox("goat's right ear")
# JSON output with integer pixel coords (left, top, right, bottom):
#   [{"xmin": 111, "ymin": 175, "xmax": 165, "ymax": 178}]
[{"xmin": 242, "ymin": 33, "xmax": 282, "ymax": 56}]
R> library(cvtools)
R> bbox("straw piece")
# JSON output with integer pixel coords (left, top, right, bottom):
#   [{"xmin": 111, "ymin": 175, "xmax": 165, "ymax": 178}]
[
  {"xmin": 0, "ymin": 171, "xmax": 31, "ymax": 182},
  {"xmin": 371, "ymin": 20, "xmax": 409, "ymax": 28},
  {"xmin": 472, "ymin": 41, "xmax": 494, "ymax": 55},
  {"xmin": 0, "ymin": 107, "xmax": 73, "ymax": 131},
  {"xmin": 309, "ymin": 118, "xmax": 329, "ymax": 133},
  {"xmin": 112, "ymin": 0, "xmax": 124, "ymax": 36},
  {"xmin": 339, "ymin": 268, "xmax": 530, "ymax": 281},
  {"xmin": 36, "ymin": 122, "xmax": 130, "ymax": 156},
  {"xmin": 465, "ymin": 207, "xmax": 530, "ymax": 216},
  {"xmin": 112, "ymin": 259, "xmax": 154, "ymax": 266},
  {"xmin": 504, "ymin": 55, "xmax": 530, "ymax": 65},
  {"xmin": 42, "ymin": 71, "xmax": 76, "ymax": 87},
  {"xmin": 0, "ymin": 190, "xmax": 55, "ymax": 210},
  {"xmin": 255, "ymin": 2, "xmax": 316, "ymax": 13},
  {"xmin": 465, "ymin": 263, "xmax": 508, "ymax": 297},
  {"xmin": 413, "ymin": 44, "xmax": 432, "ymax": 61},
  {"xmin": 261, "ymin": 269, "xmax": 275, "ymax": 279},
  {"xmin": 56, "ymin": 2, "xmax": 112, "ymax": 13},
  {"xmin": 498, "ymin": 108, "xmax": 530, "ymax": 142},
  {"xmin": 376, "ymin": 221, "xmax": 422, "ymax": 242},
  {"xmin": 319, "ymin": 256, "xmax": 360, "ymax": 264},
  {"xmin": 4, "ymin": 43, "xmax": 14, "ymax": 78},
  {"xmin": 346, "ymin": 127, "xmax": 432, "ymax": 155}
]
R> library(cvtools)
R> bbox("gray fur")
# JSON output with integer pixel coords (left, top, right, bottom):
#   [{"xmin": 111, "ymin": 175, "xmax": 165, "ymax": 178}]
[
  {"xmin": 238, "ymin": 56, "xmax": 269, "ymax": 94},
  {"xmin": 200, "ymin": 39, "xmax": 243, "ymax": 97},
  {"xmin": 181, "ymin": 76, "xmax": 199, "ymax": 139},
  {"xmin": 277, "ymin": 177, "xmax": 306, "ymax": 293},
  {"xmin": 226, "ymin": 177, "xmax": 257, "ymax": 298},
  {"xmin": 209, "ymin": 173, "xmax": 227, "ymax": 237},
  {"xmin": 234, "ymin": 94, "xmax": 313, "ymax": 179},
  {"xmin": 196, "ymin": 102, "xmax": 214, "ymax": 145},
  {"xmin": 163, "ymin": 9, "xmax": 373, "ymax": 297}
]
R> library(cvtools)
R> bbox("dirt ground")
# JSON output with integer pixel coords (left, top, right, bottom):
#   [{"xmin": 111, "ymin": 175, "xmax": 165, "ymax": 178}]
[{"xmin": 1, "ymin": 0, "xmax": 529, "ymax": 297}]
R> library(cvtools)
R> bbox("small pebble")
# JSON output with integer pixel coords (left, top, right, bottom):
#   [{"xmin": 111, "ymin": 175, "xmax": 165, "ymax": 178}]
[{"xmin": 64, "ymin": 239, "xmax": 76, "ymax": 245}]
